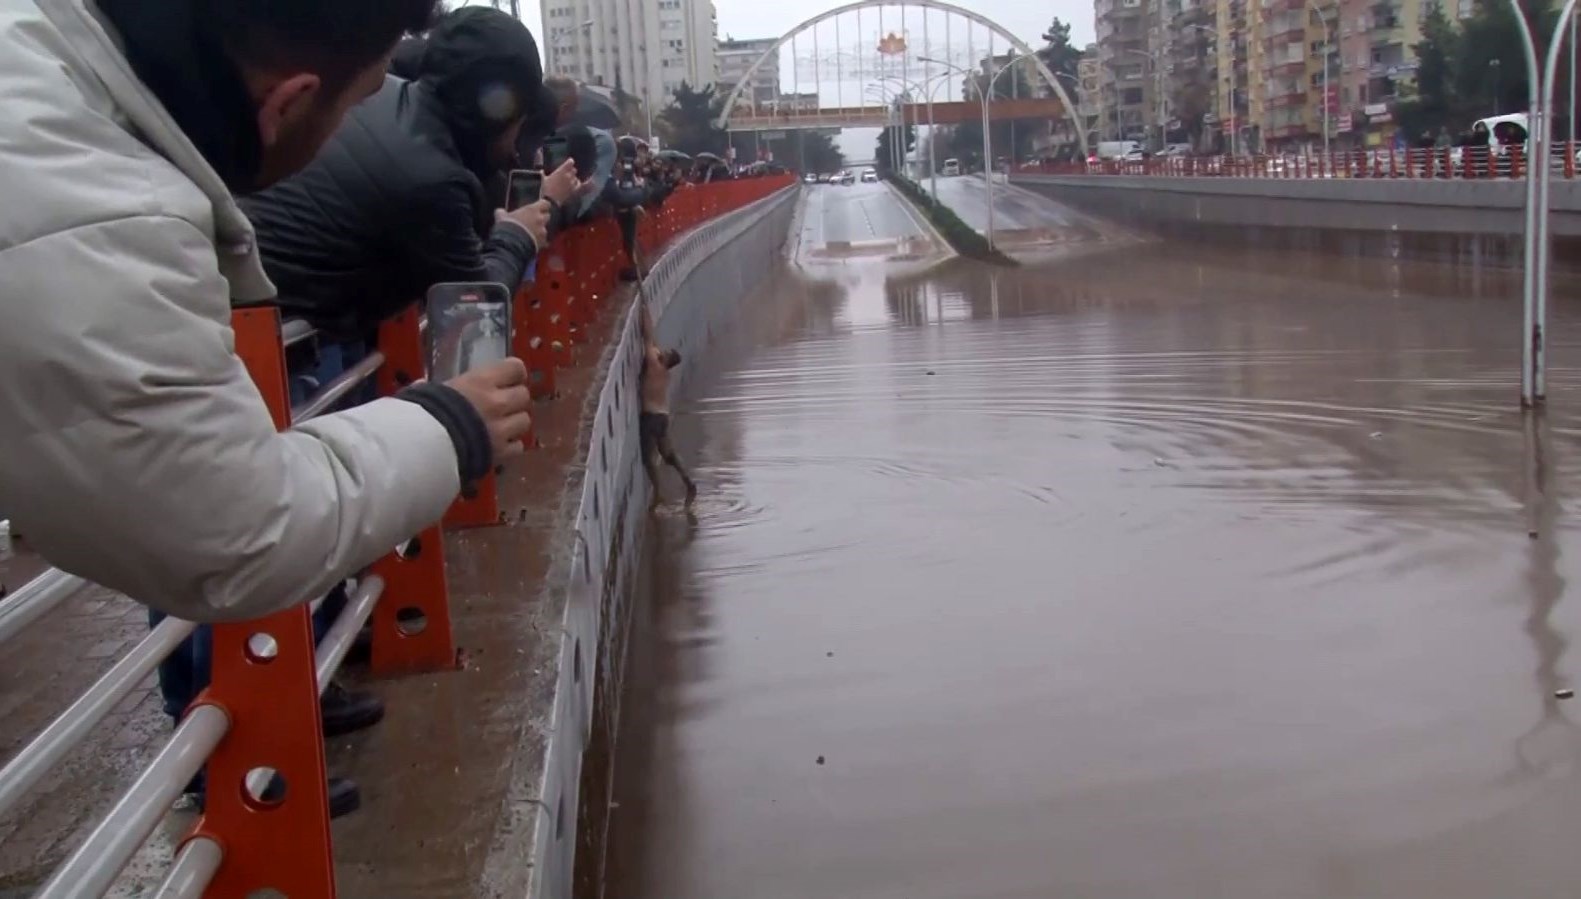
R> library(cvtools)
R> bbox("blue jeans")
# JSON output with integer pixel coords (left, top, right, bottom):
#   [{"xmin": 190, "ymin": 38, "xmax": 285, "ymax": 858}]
[{"xmin": 152, "ymin": 339, "xmax": 369, "ymax": 725}]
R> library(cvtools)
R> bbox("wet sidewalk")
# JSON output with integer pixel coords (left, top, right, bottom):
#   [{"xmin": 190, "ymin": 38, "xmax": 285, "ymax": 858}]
[{"xmin": 0, "ymin": 277, "xmax": 645, "ymax": 898}]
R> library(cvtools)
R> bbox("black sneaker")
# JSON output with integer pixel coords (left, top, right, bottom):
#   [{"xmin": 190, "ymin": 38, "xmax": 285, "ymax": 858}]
[
  {"xmin": 261, "ymin": 774, "xmax": 362, "ymax": 819},
  {"xmin": 342, "ymin": 625, "xmax": 374, "ymax": 668},
  {"xmin": 186, "ymin": 775, "xmax": 362, "ymax": 819},
  {"xmin": 320, "ymin": 682, "xmax": 384, "ymax": 737}
]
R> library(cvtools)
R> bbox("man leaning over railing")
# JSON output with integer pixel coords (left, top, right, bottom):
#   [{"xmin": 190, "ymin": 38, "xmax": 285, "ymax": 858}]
[
  {"xmin": 241, "ymin": 8, "xmax": 583, "ymax": 347},
  {"xmin": 0, "ymin": 0, "xmax": 533, "ymax": 621}
]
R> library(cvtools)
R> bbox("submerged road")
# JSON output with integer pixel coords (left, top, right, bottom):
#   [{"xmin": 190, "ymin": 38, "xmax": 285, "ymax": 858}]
[
  {"xmin": 798, "ymin": 179, "xmax": 923, "ymax": 246},
  {"xmin": 606, "ymin": 184, "xmax": 1581, "ymax": 898},
  {"xmin": 924, "ymin": 172, "xmax": 1102, "ymax": 249}
]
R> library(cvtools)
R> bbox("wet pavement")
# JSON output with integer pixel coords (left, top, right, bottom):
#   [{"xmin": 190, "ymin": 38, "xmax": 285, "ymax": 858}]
[
  {"xmin": 604, "ymin": 185, "xmax": 1581, "ymax": 898},
  {"xmin": 796, "ymin": 180, "xmax": 942, "ymax": 263},
  {"xmin": 0, "ymin": 236, "xmax": 666, "ymax": 898},
  {"xmin": 925, "ymin": 173, "xmax": 1104, "ymax": 250}
]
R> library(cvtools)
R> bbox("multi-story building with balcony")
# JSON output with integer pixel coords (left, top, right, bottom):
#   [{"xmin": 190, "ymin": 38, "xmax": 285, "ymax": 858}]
[
  {"xmin": 716, "ymin": 37, "xmax": 780, "ymax": 110},
  {"xmin": 1095, "ymin": 0, "xmax": 1157, "ymax": 143},
  {"xmin": 541, "ymin": 0, "xmax": 719, "ymax": 125},
  {"xmin": 1305, "ymin": 1, "xmax": 1340, "ymax": 141},
  {"xmin": 1165, "ymin": 0, "xmax": 1219, "ymax": 149}
]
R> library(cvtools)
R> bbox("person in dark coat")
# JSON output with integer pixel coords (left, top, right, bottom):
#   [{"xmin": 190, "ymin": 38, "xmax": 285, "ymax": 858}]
[{"xmin": 242, "ymin": 7, "xmax": 578, "ymax": 344}]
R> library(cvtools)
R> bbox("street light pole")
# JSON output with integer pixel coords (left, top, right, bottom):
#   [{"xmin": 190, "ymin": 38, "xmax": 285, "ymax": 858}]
[
  {"xmin": 1125, "ymin": 49, "xmax": 1164, "ymax": 151},
  {"xmin": 882, "ymin": 73, "xmax": 951, "ymax": 189},
  {"xmin": 1307, "ymin": 0, "xmax": 1332, "ymax": 158},
  {"xmin": 866, "ymin": 84, "xmax": 902, "ymax": 173},
  {"xmin": 922, "ymin": 54, "xmax": 1038, "ymax": 253},
  {"xmin": 1491, "ymin": 58, "xmax": 1502, "ymax": 115}
]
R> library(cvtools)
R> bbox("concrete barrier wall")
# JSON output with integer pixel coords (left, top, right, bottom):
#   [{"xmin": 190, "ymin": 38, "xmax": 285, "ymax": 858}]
[
  {"xmin": 1010, "ymin": 174, "xmax": 1581, "ymax": 268},
  {"xmin": 515, "ymin": 186, "xmax": 799, "ymax": 899}
]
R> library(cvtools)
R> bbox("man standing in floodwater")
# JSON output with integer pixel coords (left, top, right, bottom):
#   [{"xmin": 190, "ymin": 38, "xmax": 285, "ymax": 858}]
[{"xmin": 639, "ymin": 300, "xmax": 697, "ymax": 509}]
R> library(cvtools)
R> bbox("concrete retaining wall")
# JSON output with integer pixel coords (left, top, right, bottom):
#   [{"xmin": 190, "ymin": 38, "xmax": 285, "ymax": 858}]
[
  {"xmin": 518, "ymin": 186, "xmax": 798, "ymax": 899},
  {"xmin": 1010, "ymin": 174, "xmax": 1581, "ymax": 268}
]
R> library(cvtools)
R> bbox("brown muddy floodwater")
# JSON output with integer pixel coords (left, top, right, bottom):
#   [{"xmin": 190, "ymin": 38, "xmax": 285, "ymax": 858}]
[{"xmin": 604, "ymin": 241, "xmax": 1581, "ymax": 899}]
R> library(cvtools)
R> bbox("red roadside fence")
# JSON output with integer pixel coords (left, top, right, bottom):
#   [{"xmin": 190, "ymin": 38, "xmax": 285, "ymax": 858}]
[{"xmin": 0, "ymin": 172, "xmax": 795, "ymax": 898}]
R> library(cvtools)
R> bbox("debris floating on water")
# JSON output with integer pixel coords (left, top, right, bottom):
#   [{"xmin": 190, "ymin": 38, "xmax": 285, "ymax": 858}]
[
  {"xmin": 816, "ymin": 755, "xmax": 826, "ymax": 765},
  {"xmin": 1369, "ymin": 431, "xmax": 1384, "ymax": 440},
  {"xmin": 1557, "ymin": 688, "xmax": 1575, "ymax": 700}
]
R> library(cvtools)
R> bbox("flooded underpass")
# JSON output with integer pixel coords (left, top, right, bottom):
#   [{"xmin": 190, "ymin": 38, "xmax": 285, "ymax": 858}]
[{"xmin": 601, "ymin": 181, "xmax": 1581, "ymax": 899}]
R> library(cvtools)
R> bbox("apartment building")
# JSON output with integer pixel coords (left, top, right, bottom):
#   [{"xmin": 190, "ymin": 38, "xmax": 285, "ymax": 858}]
[
  {"xmin": 1095, "ymin": 0, "xmax": 1156, "ymax": 142},
  {"xmin": 716, "ymin": 37, "xmax": 780, "ymax": 110},
  {"xmin": 1164, "ymin": 0, "xmax": 1219, "ymax": 150},
  {"xmin": 541, "ymin": 0, "xmax": 719, "ymax": 122}
]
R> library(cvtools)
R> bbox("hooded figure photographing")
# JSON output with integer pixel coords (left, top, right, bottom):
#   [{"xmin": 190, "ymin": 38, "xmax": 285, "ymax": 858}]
[{"xmin": 243, "ymin": 7, "xmax": 582, "ymax": 344}]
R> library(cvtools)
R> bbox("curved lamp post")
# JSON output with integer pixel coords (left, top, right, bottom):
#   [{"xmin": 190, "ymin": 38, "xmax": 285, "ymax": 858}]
[{"xmin": 921, "ymin": 53, "xmax": 1040, "ymax": 252}]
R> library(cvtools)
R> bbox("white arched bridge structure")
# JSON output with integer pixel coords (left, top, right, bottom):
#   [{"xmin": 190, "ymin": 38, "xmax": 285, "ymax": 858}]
[{"xmin": 713, "ymin": 0, "xmax": 1087, "ymax": 157}]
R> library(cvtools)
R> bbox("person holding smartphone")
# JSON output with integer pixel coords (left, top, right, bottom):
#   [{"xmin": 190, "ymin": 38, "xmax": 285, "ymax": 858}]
[{"xmin": 0, "ymin": 0, "xmax": 545, "ymax": 818}]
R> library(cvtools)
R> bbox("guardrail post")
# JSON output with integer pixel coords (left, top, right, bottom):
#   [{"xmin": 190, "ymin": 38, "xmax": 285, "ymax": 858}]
[
  {"xmin": 191, "ymin": 307, "xmax": 336, "ymax": 898},
  {"xmin": 380, "ymin": 307, "xmax": 502, "ymax": 529},
  {"xmin": 514, "ymin": 282, "xmax": 558, "ymax": 400},
  {"xmin": 369, "ymin": 307, "xmax": 460, "ymax": 675}
]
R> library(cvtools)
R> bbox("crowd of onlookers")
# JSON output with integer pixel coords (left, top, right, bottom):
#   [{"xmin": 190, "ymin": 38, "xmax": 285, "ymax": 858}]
[{"xmin": 0, "ymin": 0, "xmax": 772, "ymax": 817}]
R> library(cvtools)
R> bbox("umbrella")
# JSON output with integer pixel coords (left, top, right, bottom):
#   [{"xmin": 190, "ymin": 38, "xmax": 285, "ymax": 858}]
[
  {"xmin": 657, "ymin": 149, "xmax": 692, "ymax": 164},
  {"xmin": 568, "ymin": 83, "xmax": 623, "ymax": 131}
]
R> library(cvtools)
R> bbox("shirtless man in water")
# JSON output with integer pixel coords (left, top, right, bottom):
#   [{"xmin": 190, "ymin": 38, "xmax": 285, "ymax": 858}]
[{"xmin": 639, "ymin": 300, "xmax": 697, "ymax": 509}]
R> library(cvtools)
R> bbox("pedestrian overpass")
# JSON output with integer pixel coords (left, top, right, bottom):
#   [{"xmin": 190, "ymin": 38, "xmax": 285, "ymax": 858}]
[
  {"xmin": 713, "ymin": 0, "xmax": 1087, "ymax": 157},
  {"xmin": 728, "ymin": 98, "xmax": 1066, "ymax": 133}
]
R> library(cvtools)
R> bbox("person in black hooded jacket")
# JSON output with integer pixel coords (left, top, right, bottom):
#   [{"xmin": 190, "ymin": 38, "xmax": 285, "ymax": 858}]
[{"xmin": 242, "ymin": 7, "xmax": 579, "ymax": 344}]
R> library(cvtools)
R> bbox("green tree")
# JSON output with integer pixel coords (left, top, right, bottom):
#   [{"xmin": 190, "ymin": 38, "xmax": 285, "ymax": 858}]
[
  {"xmin": 950, "ymin": 62, "xmax": 1040, "ymax": 163},
  {"xmin": 1037, "ymin": 17, "xmax": 1082, "ymax": 81},
  {"xmin": 1416, "ymin": 1, "xmax": 1458, "ymax": 118},
  {"xmin": 1454, "ymin": 0, "xmax": 1563, "ymax": 120},
  {"xmin": 658, "ymin": 82, "xmax": 726, "ymax": 155},
  {"xmin": 875, "ymin": 121, "xmax": 917, "ymax": 171}
]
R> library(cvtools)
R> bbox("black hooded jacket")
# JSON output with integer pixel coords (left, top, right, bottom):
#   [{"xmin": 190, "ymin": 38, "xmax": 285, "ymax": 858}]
[{"xmin": 242, "ymin": 8, "xmax": 552, "ymax": 341}]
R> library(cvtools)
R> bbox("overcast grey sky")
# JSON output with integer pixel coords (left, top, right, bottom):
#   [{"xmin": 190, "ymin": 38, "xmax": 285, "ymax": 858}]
[
  {"xmin": 714, "ymin": 0, "xmax": 1094, "ymax": 49},
  {"xmin": 516, "ymin": 0, "xmax": 1094, "ymax": 162},
  {"xmin": 520, "ymin": 1, "xmax": 1096, "ymax": 67}
]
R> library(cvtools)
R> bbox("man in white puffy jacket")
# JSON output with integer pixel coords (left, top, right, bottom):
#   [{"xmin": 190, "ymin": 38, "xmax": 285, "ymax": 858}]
[{"xmin": 0, "ymin": 0, "xmax": 535, "ymax": 623}]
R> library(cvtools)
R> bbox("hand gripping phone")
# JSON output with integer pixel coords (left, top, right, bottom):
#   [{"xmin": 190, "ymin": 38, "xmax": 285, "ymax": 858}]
[{"xmin": 426, "ymin": 282, "xmax": 512, "ymax": 383}]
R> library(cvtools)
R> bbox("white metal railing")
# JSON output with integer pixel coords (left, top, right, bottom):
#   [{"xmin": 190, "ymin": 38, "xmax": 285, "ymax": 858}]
[{"xmin": 0, "ymin": 313, "xmax": 388, "ymax": 897}]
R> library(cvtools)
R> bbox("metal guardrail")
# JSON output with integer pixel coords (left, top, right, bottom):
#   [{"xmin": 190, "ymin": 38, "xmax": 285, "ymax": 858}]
[
  {"xmin": 2, "ymin": 177, "xmax": 800, "ymax": 898},
  {"xmin": 524, "ymin": 182, "xmax": 800, "ymax": 899},
  {"xmin": 0, "ymin": 567, "xmax": 86, "ymax": 645},
  {"xmin": 1022, "ymin": 143, "xmax": 1580, "ymax": 181},
  {"xmin": 0, "ymin": 313, "xmax": 389, "ymax": 898}
]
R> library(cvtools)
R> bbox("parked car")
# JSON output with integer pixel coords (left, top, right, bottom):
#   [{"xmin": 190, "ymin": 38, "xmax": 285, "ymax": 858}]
[
  {"xmin": 802, "ymin": 172, "xmax": 817, "ymax": 184},
  {"xmin": 941, "ymin": 158, "xmax": 961, "ymax": 176}
]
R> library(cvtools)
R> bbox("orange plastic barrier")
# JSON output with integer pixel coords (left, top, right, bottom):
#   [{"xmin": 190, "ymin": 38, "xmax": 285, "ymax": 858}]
[
  {"xmin": 194, "ymin": 306, "xmax": 338, "ymax": 898},
  {"xmin": 372, "ymin": 306, "xmax": 460, "ymax": 675}
]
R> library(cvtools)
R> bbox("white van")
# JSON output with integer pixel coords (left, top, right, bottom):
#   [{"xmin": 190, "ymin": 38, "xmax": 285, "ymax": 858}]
[
  {"xmin": 941, "ymin": 158, "xmax": 961, "ymax": 176},
  {"xmin": 1095, "ymin": 140, "xmax": 1145, "ymax": 161}
]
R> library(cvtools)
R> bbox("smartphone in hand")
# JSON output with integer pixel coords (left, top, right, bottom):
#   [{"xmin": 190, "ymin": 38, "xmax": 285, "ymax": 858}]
[
  {"xmin": 541, "ymin": 136, "xmax": 572, "ymax": 176},
  {"xmin": 506, "ymin": 169, "xmax": 544, "ymax": 211},
  {"xmin": 427, "ymin": 283, "xmax": 512, "ymax": 382}
]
